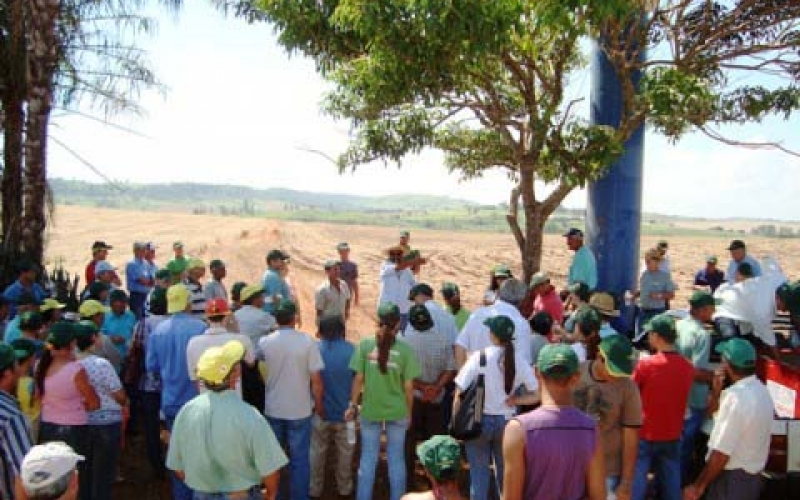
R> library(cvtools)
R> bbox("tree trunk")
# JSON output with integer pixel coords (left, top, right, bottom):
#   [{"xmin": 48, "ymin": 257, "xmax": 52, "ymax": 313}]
[
  {"xmin": 521, "ymin": 206, "xmax": 545, "ymax": 284},
  {"xmin": 22, "ymin": 0, "xmax": 60, "ymax": 267},
  {"xmin": 0, "ymin": 0, "xmax": 27, "ymax": 286}
]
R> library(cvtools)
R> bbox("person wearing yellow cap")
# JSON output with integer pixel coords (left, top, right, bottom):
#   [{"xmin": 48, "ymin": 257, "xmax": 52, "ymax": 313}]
[
  {"xmin": 184, "ymin": 259, "xmax": 207, "ymax": 318},
  {"xmin": 39, "ymin": 298, "xmax": 66, "ymax": 327},
  {"xmin": 167, "ymin": 341, "xmax": 288, "ymax": 500}
]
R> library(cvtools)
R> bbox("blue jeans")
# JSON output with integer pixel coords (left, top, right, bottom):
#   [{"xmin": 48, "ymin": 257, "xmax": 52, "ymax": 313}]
[
  {"xmin": 632, "ymin": 439, "xmax": 681, "ymax": 500},
  {"xmin": 193, "ymin": 486, "xmax": 261, "ymax": 500},
  {"xmin": 166, "ymin": 415, "xmax": 194, "ymax": 500},
  {"xmin": 266, "ymin": 416, "xmax": 312, "ymax": 500},
  {"xmin": 680, "ymin": 407, "xmax": 706, "ymax": 484},
  {"xmin": 357, "ymin": 417, "xmax": 408, "ymax": 500},
  {"xmin": 81, "ymin": 422, "xmax": 122, "ymax": 500},
  {"xmin": 464, "ymin": 414, "xmax": 508, "ymax": 500}
]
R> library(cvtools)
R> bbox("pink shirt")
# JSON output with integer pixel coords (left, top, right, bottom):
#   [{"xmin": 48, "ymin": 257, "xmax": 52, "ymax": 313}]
[
  {"xmin": 534, "ymin": 288, "xmax": 564, "ymax": 325},
  {"xmin": 42, "ymin": 362, "xmax": 88, "ymax": 426}
]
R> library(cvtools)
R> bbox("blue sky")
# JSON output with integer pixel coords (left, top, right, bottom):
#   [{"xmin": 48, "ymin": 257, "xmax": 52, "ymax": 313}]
[{"xmin": 47, "ymin": 1, "xmax": 800, "ymax": 219}]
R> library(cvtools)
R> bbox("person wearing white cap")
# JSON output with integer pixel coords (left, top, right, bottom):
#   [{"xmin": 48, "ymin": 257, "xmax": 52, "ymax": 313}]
[{"xmin": 16, "ymin": 442, "xmax": 82, "ymax": 500}]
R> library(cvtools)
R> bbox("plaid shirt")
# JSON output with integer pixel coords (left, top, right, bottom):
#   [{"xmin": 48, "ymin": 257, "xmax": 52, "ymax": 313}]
[
  {"xmin": 0, "ymin": 390, "xmax": 32, "ymax": 499},
  {"xmin": 401, "ymin": 325, "xmax": 457, "ymax": 403}
]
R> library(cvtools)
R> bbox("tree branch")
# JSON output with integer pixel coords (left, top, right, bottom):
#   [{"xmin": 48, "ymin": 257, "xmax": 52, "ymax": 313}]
[
  {"xmin": 506, "ymin": 184, "xmax": 525, "ymax": 251},
  {"xmin": 699, "ymin": 126, "xmax": 800, "ymax": 158}
]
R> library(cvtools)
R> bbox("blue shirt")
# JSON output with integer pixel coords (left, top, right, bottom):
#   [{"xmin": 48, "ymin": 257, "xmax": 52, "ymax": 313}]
[
  {"xmin": 318, "ymin": 339, "xmax": 355, "ymax": 423},
  {"xmin": 3, "ymin": 317, "xmax": 21, "ymax": 344},
  {"xmin": 102, "ymin": 310, "xmax": 137, "ymax": 359},
  {"xmin": 694, "ymin": 268, "xmax": 725, "ymax": 292},
  {"xmin": 0, "ymin": 390, "xmax": 32, "ymax": 500},
  {"xmin": 145, "ymin": 313, "xmax": 207, "ymax": 417},
  {"xmin": 568, "ymin": 246, "xmax": 598, "ymax": 290},
  {"xmin": 726, "ymin": 255, "xmax": 762, "ymax": 284},
  {"xmin": 126, "ymin": 258, "xmax": 153, "ymax": 295},
  {"xmin": 2, "ymin": 281, "xmax": 47, "ymax": 318},
  {"xmin": 261, "ymin": 269, "xmax": 290, "ymax": 314}
]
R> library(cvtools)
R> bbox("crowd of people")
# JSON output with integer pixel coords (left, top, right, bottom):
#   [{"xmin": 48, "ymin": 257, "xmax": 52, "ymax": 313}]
[{"xmin": 0, "ymin": 229, "xmax": 798, "ymax": 500}]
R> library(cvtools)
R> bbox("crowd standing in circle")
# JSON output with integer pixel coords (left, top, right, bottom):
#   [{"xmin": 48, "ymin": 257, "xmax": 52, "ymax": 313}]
[{"xmin": 0, "ymin": 230, "xmax": 796, "ymax": 500}]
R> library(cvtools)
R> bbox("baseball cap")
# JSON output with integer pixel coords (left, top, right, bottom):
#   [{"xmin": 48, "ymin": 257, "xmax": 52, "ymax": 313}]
[
  {"xmin": 240, "ymin": 285, "xmax": 265, "ymax": 304},
  {"xmin": 598, "ymin": 335, "xmax": 636, "ymax": 377},
  {"xmin": 40, "ymin": 298, "xmax": 66, "ymax": 312},
  {"xmin": 46, "ymin": 322, "xmax": 77, "ymax": 349},
  {"xmin": 187, "ymin": 258, "xmax": 206, "ymax": 270},
  {"xmin": 148, "ymin": 287, "xmax": 168, "ymax": 315},
  {"xmin": 11, "ymin": 338, "xmax": 39, "ymax": 361},
  {"xmin": 167, "ymin": 284, "xmax": 190, "ymax": 314},
  {"xmin": 231, "ymin": 281, "xmax": 247, "ymax": 299},
  {"xmin": 573, "ymin": 306, "xmax": 602, "ymax": 335},
  {"xmin": 529, "ymin": 272, "xmax": 550, "ymax": 289},
  {"xmin": 336, "ymin": 242, "xmax": 350, "ymax": 251},
  {"xmin": 492, "ymin": 264, "xmax": 512, "ymax": 278},
  {"xmin": 563, "ymin": 228, "xmax": 584, "ymax": 238},
  {"xmin": 737, "ymin": 262, "xmax": 754, "ymax": 278},
  {"xmin": 642, "ymin": 314, "xmax": 677, "ymax": 343},
  {"xmin": 715, "ymin": 338, "xmax": 756, "ymax": 369},
  {"xmin": 19, "ymin": 311, "xmax": 44, "ymax": 332},
  {"xmin": 706, "ymin": 255, "xmax": 718, "ymax": 264},
  {"xmin": 16, "ymin": 260, "xmax": 36, "ymax": 273},
  {"xmin": 400, "ymin": 230, "xmax": 410, "ymax": 238},
  {"xmin": 91, "ymin": 241, "xmax": 113, "ymax": 251},
  {"xmin": 537, "ymin": 344, "xmax": 579, "ymax": 379},
  {"xmin": 94, "ymin": 261, "xmax": 115, "ymax": 274},
  {"xmin": 589, "ymin": 292, "xmax": 620, "ymax": 317},
  {"xmin": 109, "ymin": 289, "xmax": 129, "ymax": 303},
  {"xmin": 416, "ymin": 435, "xmax": 461, "ymax": 481},
  {"xmin": 155, "ymin": 269, "xmax": 172, "ymax": 281},
  {"xmin": 408, "ymin": 283, "xmax": 434, "ymax": 300},
  {"xmin": 0, "ymin": 343, "xmax": 18, "ymax": 371},
  {"xmin": 266, "ymin": 249, "xmax": 290, "ymax": 262},
  {"xmin": 74, "ymin": 320, "xmax": 100, "ymax": 337},
  {"xmin": 20, "ymin": 442, "xmax": 84, "ymax": 494},
  {"xmin": 173, "ymin": 241, "xmax": 184, "ymax": 249},
  {"xmin": 484, "ymin": 315, "xmax": 515, "ymax": 341},
  {"xmin": 196, "ymin": 340, "xmax": 245, "ymax": 385},
  {"xmin": 205, "ymin": 298, "xmax": 231, "ymax": 318},
  {"xmin": 209, "ymin": 259, "xmax": 225, "ymax": 270},
  {"xmin": 657, "ymin": 240, "xmax": 669, "ymax": 249},
  {"xmin": 323, "ymin": 260, "xmax": 340, "ymax": 270},
  {"xmin": 727, "ymin": 239, "xmax": 746, "ymax": 251},
  {"xmin": 378, "ymin": 303, "xmax": 401, "ymax": 322},
  {"xmin": 275, "ymin": 298, "xmax": 297, "ymax": 316},
  {"xmin": 132, "ymin": 241, "xmax": 146, "ymax": 251},
  {"xmin": 145, "ymin": 242, "xmax": 157, "ymax": 251},
  {"xmin": 440, "ymin": 282, "xmax": 460, "ymax": 298},
  {"xmin": 78, "ymin": 300, "xmax": 109, "ymax": 318},
  {"xmin": 409, "ymin": 304, "xmax": 434, "ymax": 331},
  {"xmin": 688, "ymin": 290, "xmax": 720, "ymax": 309},
  {"xmin": 529, "ymin": 311, "xmax": 553, "ymax": 336},
  {"xmin": 568, "ymin": 282, "xmax": 591, "ymax": 301}
]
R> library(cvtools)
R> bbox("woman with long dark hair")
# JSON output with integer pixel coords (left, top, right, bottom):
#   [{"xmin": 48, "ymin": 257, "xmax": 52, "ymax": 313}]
[
  {"xmin": 345, "ymin": 303, "xmax": 421, "ymax": 500},
  {"xmin": 35, "ymin": 321, "xmax": 100, "ymax": 497},
  {"xmin": 453, "ymin": 315, "xmax": 538, "ymax": 500}
]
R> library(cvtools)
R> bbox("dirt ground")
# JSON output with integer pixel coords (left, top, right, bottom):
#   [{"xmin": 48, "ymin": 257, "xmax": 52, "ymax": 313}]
[{"xmin": 44, "ymin": 205, "xmax": 800, "ymax": 500}]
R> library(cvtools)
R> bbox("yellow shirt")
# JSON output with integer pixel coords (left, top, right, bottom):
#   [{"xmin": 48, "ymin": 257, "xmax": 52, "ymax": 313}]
[{"xmin": 16, "ymin": 375, "xmax": 41, "ymax": 423}]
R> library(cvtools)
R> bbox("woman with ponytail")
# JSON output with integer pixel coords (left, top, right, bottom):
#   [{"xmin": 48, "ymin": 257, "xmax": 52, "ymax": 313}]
[
  {"xmin": 453, "ymin": 315, "xmax": 539, "ymax": 500},
  {"xmin": 345, "ymin": 303, "xmax": 421, "ymax": 500}
]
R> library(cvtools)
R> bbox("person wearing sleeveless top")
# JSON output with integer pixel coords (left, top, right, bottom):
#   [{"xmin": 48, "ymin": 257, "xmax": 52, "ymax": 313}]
[
  {"xmin": 503, "ymin": 344, "xmax": 605, "ymax": 500},
  {"xmin": 34, "ymin": 322, "xmax": 100, "ymax": 498}
]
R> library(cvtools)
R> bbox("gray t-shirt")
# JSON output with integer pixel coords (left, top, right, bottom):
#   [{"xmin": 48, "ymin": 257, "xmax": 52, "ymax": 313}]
[
  {"xmin": 258, "ymin": 328, "xmax": 324, "ymax": 419},
  {"xmin": 639, "ymin": 270, "xmax": 676, "ymax": 310}
]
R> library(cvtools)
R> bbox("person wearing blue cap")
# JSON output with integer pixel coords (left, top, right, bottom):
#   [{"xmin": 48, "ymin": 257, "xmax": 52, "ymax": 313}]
[{"xmin": 683, "ymin": 338, "xmax": 773, "ymax": 500}]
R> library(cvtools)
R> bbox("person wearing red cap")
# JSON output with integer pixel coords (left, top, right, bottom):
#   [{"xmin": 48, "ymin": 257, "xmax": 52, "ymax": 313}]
[{"xmin": 185, "ymin": 299, "xmax": 255, "ymax": 398}]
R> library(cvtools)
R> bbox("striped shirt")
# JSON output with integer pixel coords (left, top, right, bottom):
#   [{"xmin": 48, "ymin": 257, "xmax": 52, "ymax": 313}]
[
  {"xmin": 0, "ymin": 390, "xmax": 32, "ymax": 499},
  {"xmin": 184, "ymin": 279, "xmax": 206, "ymax": 317}
]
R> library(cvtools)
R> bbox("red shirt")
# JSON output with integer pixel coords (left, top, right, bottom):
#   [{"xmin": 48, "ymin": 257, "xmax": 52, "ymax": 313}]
[
  {"xmin": 633, "ymin": 351, "xmax": 693, "ymax": 441},
  {"xmin": 85, "ymin": 260, "xmax": 97, "ymax": 285},
  {"xmin": 534, "ymin": 287, "xmax": 565, "ymax": 325}
]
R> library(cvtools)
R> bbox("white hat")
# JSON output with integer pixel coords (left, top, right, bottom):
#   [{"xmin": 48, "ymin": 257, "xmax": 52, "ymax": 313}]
[{"xmin": 21, "ymin": 442, "xmax": 84, "ymax": 493}]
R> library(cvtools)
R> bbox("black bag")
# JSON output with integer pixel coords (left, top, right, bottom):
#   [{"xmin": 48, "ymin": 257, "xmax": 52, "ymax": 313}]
[{"xmin": 449, "ymin": 350, "xmax": 486, "ymax": 441}]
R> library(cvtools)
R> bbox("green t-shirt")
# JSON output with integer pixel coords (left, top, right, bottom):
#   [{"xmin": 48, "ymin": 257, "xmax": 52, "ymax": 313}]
[
  {"xmin": 350, "ymin": 336, "xmax": 421, "ymax": 421},
  {"xmin": 447, "ymin": 305, "xmax": 471, "ymax": 331},
  {"xmin": 675, "ymin": 317, "xmax": 711, "ymax": 410}
]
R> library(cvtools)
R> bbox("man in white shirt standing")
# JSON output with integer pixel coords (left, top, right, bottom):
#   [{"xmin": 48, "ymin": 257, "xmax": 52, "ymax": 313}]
[
  {"xmin": 315, "ymin": 260, "xmax": 351, "ymax": 323},
  {"xmin": 455, "ymin": 278, "xmax": 533, "ymax": 367},
  {"xmin": 683, "ymin": 338, "xmax": 773, "ymax": 500},
  {"xmin": 379, "ymin": 245, "xmax": 423, "ymax": 331}
]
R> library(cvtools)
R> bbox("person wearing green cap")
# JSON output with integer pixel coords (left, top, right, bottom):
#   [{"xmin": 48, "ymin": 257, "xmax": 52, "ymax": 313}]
[
  {"xmin": 454, "ymin": 315, "xmax": 538, "ymax": 500},
  {"xmin": 346, "ymin": 303, "xmax": 421, "ymax": 500},
  {"xmin": 503, "ymin": 343, "xmax": 604, "ymax": 500},
  {"xmin": 167, "ymin": 241, "xmax": 190, "ymax": 277},
  {"xmin": 683, "ymin": 338, "xmax": 773, "ymax": 500},
  {"xmin": 573, "ymin": 335, "xmax": 642, "ymax": 499},
  {"xmin": 204, "ymin": 259, "xmax": 228, "ymax": 302},
  {"xmin": 400, "ymin": 435, "xmax": 466, "ymax": 500},
  {"xmin": 34, "ymin": 322, "xmax": 101, "ymax": 490},
  {"xmin": 0, "ymin": 341, "xmax": 33, "ymax": 500},
  {"xmin": 693, "ymin": 256, "xmax": 725, "ymax": 293},
  {"xmin": 630, "ymin": 314, "xmax": 694, "ymax": 500},
  {"xmin": 440, "ymin": 282, "xmax": 470, "ymax": 331},
  {"xmin": 676, "ymin": 291, "xmax": 718, "ymax": 482}
]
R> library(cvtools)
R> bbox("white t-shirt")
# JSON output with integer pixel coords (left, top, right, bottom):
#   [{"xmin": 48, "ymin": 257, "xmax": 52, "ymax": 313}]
[
  {"xmin": 454, "ymin": 345, "xmax": 538, "ymax": 418},
  {"xmin": 707, "ymin": 376, "xmax": 773, "ymax": 474},
  {"xmin": 378, "ymin": 262, "xmax": 415, "ymax": 314},
  {"xmin": 258, "ymin": 327, "xmax": 325, "ymax": 419},
  {"xmin": 185, "ymin": 326, "xmax": 256, "ymax": 396},
  {"xmin": 455, "ymin": 301, "xmax": 533, "ymax": 365}
]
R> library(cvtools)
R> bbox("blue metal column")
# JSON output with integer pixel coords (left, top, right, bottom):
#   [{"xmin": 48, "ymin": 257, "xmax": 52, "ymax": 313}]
[{"xmin": 586, "ymin": 40, "xmax": 645, "ymax": 331}]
